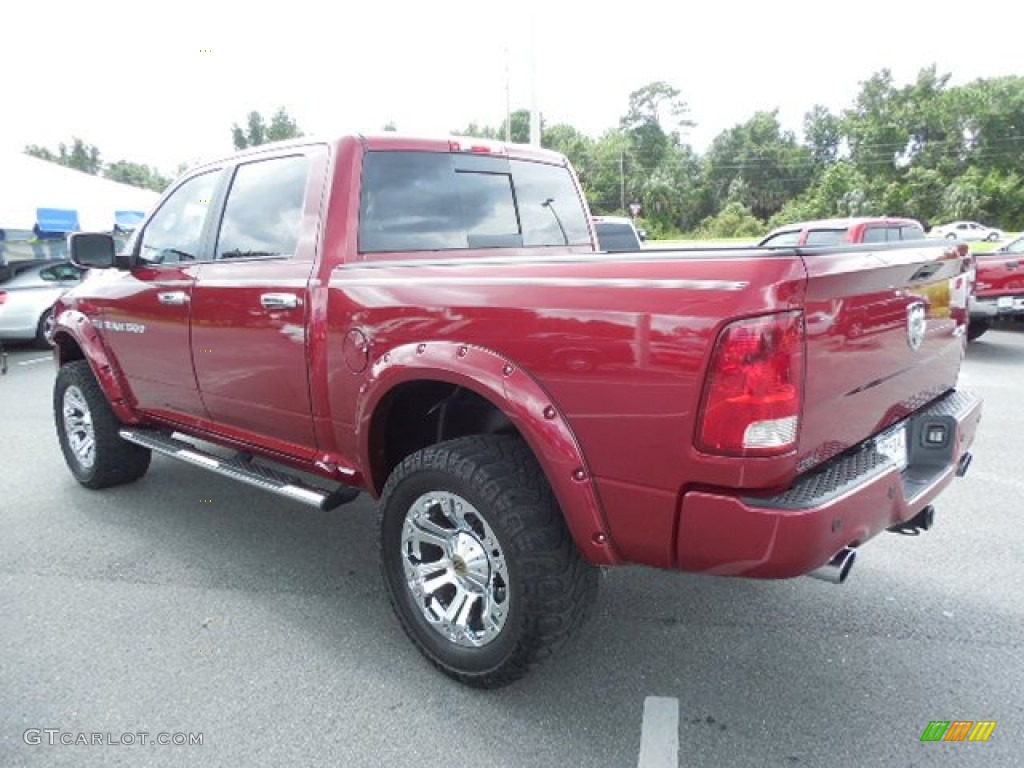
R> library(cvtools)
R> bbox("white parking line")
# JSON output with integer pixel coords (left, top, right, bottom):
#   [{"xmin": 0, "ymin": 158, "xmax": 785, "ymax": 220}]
[
  {"xmin": 17, "ymin": 357, "xmax": 52, "ymax": 366},
  {"xmin": 638, "ymin": 696, "xmax": 679, "ymax": 768}
]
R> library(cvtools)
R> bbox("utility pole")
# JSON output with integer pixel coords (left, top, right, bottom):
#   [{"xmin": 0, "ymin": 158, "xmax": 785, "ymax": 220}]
[
  {"xmin": 620, "ymin": 150, "xmax": 626, "ymax": 212},
  {"xmin": 504, "ymin": 44, "xmax": 511, "ymax": 143},
  {"xmin": 529, "ymin": 6, "xmax": 540, "ymax": 146}
]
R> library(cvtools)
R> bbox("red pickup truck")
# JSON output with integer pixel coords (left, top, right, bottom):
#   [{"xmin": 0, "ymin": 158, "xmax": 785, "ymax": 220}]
[
  {"xmin": 54, "ymin": 135, "xmax": 982, "ymax": 688},
  {"xmin": 968, "ymin": 233, "xmax": 1024, "ymax": 340}
]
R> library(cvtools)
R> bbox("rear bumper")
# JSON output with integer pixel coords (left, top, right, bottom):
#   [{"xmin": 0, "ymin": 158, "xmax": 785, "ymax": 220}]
[
  {"xmin": 676, "ymin": 390, "xmax": 983, "ymax": 578},
  {"xmin": 970, "ymin": 295, "xmax": 1024, "ymax": 319}
]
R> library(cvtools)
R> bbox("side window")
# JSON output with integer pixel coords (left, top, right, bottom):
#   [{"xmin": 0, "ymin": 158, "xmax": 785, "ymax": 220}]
[
  {"xmin": 760, "ymin": 231, "xmax": 800, "ymax": 247},
  {"xmin": 1006, "ymin": 238, "xmax": 1024, "ymax": 254},
  {"xmin": 899, "ymin": 225, "xmax": 924, "ymax": 240},
  {"xmin": 862, "ymin": 227, "xmax": 887, "ymax": 243},
  {"xmin": 804, "ymin": 229, "xmax": 847, "ymax": 246},
  {"xmin": 215, "ymin": 155, "xmax": 310, "ymax": 260},
  {"xmin": 140, "ymin": 172, "xmax": 219, "ymax": 264},
  {"xmin": 510, "ymin": 159, "xmax": 591, "ymax": 246}
]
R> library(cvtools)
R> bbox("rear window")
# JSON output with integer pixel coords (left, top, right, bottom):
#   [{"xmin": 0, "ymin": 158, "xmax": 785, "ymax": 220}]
[
  {"xmin": 865, "ymin": 224, "xmax": 926, "ymax": 243},
  {"xmin": 594, "ymin": 222, "xmax": 640, "ymax": 252},
  {"xmin": 358, "ymin": 151, "xmax": 590, "ymax": 253},
  {"xmin": 804, "ymin": 228, "xmax": 847, "ymax": 246}
]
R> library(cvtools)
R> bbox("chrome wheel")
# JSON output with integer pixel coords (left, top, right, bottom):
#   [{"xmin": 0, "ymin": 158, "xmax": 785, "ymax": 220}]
[
  {"xmin": 43, "ymin": 311, "xmax": 56, "ymax": 343},
  {"xmin": 400, "ymin": 491, "xmax": 510, "ymax": 647},
  {"xmin": 62, "ymin": 385, "xmax": 96, "ymax": 469}
]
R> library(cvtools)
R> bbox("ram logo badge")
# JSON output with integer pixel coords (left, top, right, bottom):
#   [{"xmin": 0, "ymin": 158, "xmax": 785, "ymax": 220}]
[{"xmin": 907, "ymin": 302, "xmax": 926, "ymax": 350}]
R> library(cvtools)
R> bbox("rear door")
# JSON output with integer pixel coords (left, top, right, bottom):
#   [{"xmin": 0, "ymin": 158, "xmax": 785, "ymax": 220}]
[
  {"xmin": 96, "ymin": 171, "xmax": 221, "ymax": 421},
  {"xmin": 190, "ymin": 146, "xmax": 329, "ymax": 458}
]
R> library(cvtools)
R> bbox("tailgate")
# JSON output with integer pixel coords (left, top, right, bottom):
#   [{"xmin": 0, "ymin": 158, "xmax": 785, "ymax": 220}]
[
  {"xmin": 796, "ymin": 242, "xmax": 969, "ymax": 473},
  {"xmin": 974, "ymin": 251, "xmax": 1024, "ymax": 297}
]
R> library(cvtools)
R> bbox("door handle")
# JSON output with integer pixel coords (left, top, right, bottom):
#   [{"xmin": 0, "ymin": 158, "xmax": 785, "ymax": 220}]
[
  {"xmin": 157, "ymin": 291, "xmax": 189, "ymax": 306},
  {"xmin": 260, "ymin": 293, "xmax": 300, "ymax": 310}
]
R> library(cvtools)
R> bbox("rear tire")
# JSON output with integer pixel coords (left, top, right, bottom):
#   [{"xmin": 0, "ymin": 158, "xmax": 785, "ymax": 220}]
[
  {"xmin": 967, "ymin": 320, "xmax": 990, "ymax": 341},
  {"xmin": 54, "ymin": 360, "xmax": 151, "ymax": 488},
  {"xmin": 378, "ymin": 434, "xmax": 598, "ymax": 688}
]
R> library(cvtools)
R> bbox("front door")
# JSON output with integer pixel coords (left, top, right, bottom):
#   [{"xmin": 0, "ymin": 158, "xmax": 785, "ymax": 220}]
[{"xmin": 97, "ymin": 170, "xmax": 221, "ymax": 422}]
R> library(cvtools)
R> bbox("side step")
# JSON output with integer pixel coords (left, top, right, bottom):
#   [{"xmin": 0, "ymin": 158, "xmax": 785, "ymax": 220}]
[{"xmin": 119, "ymin": 428, "xmax": 360, "ymax": 511}]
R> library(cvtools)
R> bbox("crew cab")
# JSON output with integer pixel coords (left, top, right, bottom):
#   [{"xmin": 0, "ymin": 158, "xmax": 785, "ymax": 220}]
[
  {"xmin": 52, "ymin": 134, "xmax": 982, "ymax": 688},
  {"xmin": 968, "ymin": 233, "xmax": 1024, "ymax": 340},
  {"xmin": 758, "ymin": 216, "xmax": 926, "ymax": 247}
]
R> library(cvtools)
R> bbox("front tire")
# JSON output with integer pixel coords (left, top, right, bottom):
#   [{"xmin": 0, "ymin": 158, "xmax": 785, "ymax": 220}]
[
  {"xmin": 378, "ymin": 434, "xmax": 598, "ymax": 688},
  {"xmin": 54, "ymin": 360, "xmax": 151, "ymax": 488}
]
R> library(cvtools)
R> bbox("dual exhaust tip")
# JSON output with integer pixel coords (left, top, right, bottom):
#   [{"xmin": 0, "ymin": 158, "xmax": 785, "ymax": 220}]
[
  {"xmin": 807, "ymin": 504, "xmax": 938, "ymax": 585},
  {"xmin": 807, "ymin": 547, "xmax": 857, "ymax": 585}
]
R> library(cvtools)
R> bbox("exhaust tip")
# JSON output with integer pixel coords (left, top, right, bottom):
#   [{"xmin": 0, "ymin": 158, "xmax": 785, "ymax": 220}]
[
  {"xmin": 956, "ymin": 452, "xmax": 973, "ymax": 477},
  {"xmin": 807, "ymin": 547, "xmax": 856, "ymax": 584}
]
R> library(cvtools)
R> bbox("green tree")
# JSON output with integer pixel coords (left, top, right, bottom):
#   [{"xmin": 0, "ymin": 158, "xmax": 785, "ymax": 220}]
[
  {"xmin": 24, "ymin": 137, "xmax": 102, "ymax": 175},
  {"xmin": 103, "ymin": 161, "xmax": 172, "ymax": 193},
  {"xmin": 694, "ymin": 202, "xmax": 765, "ymax": 239},
  {"xmin": 702, "ymin": 110, "xmax": 813, "ymax": 220},
  {"xmin": 232, "ymin": 107, "xmax": 303, "ymax": 149},
  {"xmin": 803, "ymin": 105, "xmax": 842, "ymax": 167},
  {"xmin": 620, "ymin": 81, "xmax": 693, "ymax": 173}
]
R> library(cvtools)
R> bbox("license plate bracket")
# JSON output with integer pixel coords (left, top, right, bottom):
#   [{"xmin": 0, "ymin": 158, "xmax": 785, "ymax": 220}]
[{"xmin": 875, "ymin": 424, "xmax": 908, "ymax": 471}]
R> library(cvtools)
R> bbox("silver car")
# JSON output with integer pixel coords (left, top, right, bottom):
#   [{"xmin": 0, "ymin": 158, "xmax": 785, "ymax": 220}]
[{"xmin": 0, "ymin": 260, "xmax": 85, "ymax": 348}]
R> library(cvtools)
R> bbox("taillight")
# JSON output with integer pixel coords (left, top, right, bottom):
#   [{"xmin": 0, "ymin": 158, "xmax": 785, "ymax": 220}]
[
  {"xmin": 697, "ymin": 311, "xmax": 805, "ymax": 457},
  {"xmin": 0, "ymin": 291, "xmax": 6, "ymax": 305}
]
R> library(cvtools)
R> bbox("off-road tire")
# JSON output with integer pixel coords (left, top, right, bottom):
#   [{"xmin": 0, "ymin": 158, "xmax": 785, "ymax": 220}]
[
  {"xmin": 967, "ymin": 320, "xmax": 990, "ymax": 342},
  {"xmin": 54, "ymin": 360, "xmax": 151, "ymax": 489},
  {"xmin": 378, "ymin": 434, "xmax": 599, "ymax": 688}
]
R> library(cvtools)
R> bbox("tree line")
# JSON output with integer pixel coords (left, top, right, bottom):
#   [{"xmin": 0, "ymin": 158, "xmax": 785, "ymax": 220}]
[
  {"xmin": 461, "ymin": 68, "xmax": 1024, "ymax": 238},
  {"xmin": 25, "ymin": 68, "xmax": 1023, "ymax": 239},
  {"xmin": 22, "ymin": 108, "xmax": 303, "ymax": 194}
]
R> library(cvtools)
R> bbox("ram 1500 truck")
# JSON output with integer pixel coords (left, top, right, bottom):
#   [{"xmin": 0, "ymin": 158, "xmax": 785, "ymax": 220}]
[
  {"xmin": 53, "ymin": 134, "xmax": 982, "ymax": 688},
  {"xmin": 967, "ymin": 233, "xmax": 1024, "ymax": 340}
]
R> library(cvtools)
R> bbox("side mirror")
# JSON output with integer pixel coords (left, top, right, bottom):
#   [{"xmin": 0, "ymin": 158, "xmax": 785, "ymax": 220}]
[{"xmin": 69, "ymin": 233, "xmax": 117, "ymax": 269}]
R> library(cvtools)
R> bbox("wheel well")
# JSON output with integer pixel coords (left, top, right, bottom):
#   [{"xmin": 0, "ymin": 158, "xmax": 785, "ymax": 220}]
[
  {"xmin": 53, "ymin": 332, "xmax": 85, "ymax": 365},
  {"xmin": 369, "ymin": 381, "xmax": 519, "ymax": 494}
]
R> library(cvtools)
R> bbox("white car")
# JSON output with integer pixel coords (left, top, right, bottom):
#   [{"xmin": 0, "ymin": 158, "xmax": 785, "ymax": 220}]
[
  {"xmin": 930, "ymin": 221, "xmax": 1004, "ymax": 242},
  {"xmin": 0, "ymin": 259, "xmax": 85, "ymax": 348}
]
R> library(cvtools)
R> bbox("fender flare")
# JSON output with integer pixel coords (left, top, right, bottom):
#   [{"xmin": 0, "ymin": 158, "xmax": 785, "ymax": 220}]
[
  {"xmin": 356, "ymin": 341, "xmax": 621, "ymax": 566},
  {"xmin": 52, "ymin": 309, "xmax": 142, "ymax": 425}
]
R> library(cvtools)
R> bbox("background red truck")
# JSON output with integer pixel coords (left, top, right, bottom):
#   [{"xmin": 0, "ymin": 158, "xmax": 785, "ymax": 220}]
[
  {"xmin": 968, "ymin": 233, "xmax": 1024, "ymax": 340},
  {"xmin": 53, "ymin": 135, "xmax": 981, "ymax": 687}
]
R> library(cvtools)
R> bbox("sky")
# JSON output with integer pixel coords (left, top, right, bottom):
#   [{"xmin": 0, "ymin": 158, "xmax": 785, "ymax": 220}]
[{"xmin": 2, "ymin": 0, "xmax": 1021, "ymax": 177}]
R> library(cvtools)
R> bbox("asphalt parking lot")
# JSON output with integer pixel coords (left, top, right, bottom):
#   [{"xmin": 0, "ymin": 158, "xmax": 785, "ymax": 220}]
[{"xmin": 2, "ymin": 327, "xmax": 1023, "ymax": 767}]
